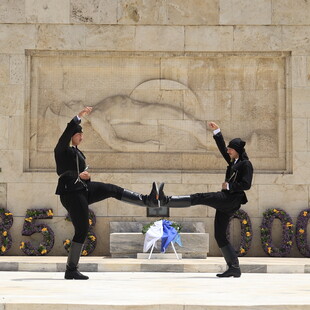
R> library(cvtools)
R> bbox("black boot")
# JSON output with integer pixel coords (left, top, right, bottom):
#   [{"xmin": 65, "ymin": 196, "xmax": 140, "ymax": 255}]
[
  {"xmin": 216, "ymin": 244, "xmax": 241, "ymax": 278},
  {"xmin": 158, "ymin": 182, "xmax": 192, "ymax": 208},
  {"xmin": 121, "ymin": 182, "xmax": 159, "ymax": 208},
  {"xmin": 65, "ymin": 241, "xmax": 89, "ymax": 280}
]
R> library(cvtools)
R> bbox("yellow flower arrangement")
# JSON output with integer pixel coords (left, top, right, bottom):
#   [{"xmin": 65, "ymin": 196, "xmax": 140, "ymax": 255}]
[
  {"xmin": 2, "ymin": 231, "xmax": 7, "ymax": 237},
  {"xmin": 25, "ymin": 217, "xmax": 33, "ymax": 222},
  {"xmin": 20, "ymin": 242, "xmax": 25, "ymax": 249},
  {"xmin": 47, "ymin": 210, "xmax": 53, "ymax": 217},
  {"xmin": 89, "ymin": 235, "xmax": 96, "ymax": 242},
  {"xmin": 1, "ymin": 245, "xmax": 6, "ymax": 252},
  {"xmin": 82, "ymin": 250, "xmax": 88, "ymax": 256}
]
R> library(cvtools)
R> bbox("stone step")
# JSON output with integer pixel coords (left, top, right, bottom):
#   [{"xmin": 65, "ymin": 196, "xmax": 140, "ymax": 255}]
[{"xmin": 0, "ymin": 256, "xmax": 309, "ymax": 274}]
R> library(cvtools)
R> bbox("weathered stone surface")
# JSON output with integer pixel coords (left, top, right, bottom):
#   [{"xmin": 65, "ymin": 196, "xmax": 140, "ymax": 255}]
[
  {"xmin": 25, "ymin": 0, "xmax": 70, "ymax": 24},
  {"xmin": 185, "ymin": 26, "xmax": 233, "ymax": 51},
  {"xmin": 272, "ymin": 0, "xmax": 310, "ymax": 25},
  {"xmin": 233, "ymin": 26, "xmax": 282, "ymax": 51},
  {"xmin": 117, "ymin": 0, "xmax": 219, "ymax": 25},
  {"xmin": 71, "ymin": 0, "xmax": 118, "ymax": 24},
  {"xmin": 220, "ymin": 0, "xmax": 272, "ymax": 25},
  {"xmin": 0, "ymin": 0, "xmax": 25, "ymax": 23},
  {"xmin": 36, "ymin": 25, "xmax": 86, "ymax": 50},
  {"xmin": 0, "ymin": 24, "xmax": 36, "ymax": 54},
  {"xmin": 86, "ymin": 25, "xmax": 136, "ymax": 50}
]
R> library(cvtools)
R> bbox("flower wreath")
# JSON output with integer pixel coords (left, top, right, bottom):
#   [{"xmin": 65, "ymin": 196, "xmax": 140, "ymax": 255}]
[
  {"xmin": 226, "ymin": 209, "xmax": 252, "ymax": 256},
  {"xmin": 260, "ymin": 208, "xmax": 294, "ymax": 257},
  {"xmin": 142, "ymin": 220, "xmax": 182, "ymax": 234},
  {"xmin": 295, "ymin": 208, "xmax": 310, "ymax": 258},
  {"xmin": 63, "ymin": 209, "xmax": 97, "ymax": 256},
  {"xmin": 0, "ymin": 208, "xmax": 13, "ymax": 255},
  {"xmin": 20, "ymin": 208, "xmax": 55, "ymax": 256}
]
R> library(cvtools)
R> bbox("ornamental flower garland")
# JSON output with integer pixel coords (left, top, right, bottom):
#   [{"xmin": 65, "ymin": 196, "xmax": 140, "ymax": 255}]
[
  {"xmin": 20, "ymin": 208, "xmax": 55, "ymax": 256},
  {"xmin": 260, "ymin": 208, "xmax": 294, "ymax": 257},
  {"xmin": 295, "ymin": 208, "xmax": 310, "ymax": 258},
  {"xmin": 0, "ymin": 208, "xmax": 13, "ymax": 255},
  {"xmin": 226, "ymin": 209, "xmax": 253, "ymax": 256}
]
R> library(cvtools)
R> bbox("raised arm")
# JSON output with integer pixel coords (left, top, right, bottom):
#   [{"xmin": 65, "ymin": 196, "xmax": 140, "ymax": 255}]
[
  {"xmin": 208, "ymin": 122, "xmax": 231, "ymax": 164},
  {"xmin": 55, "ymin": 107, "xmax": 93, "ymax": 153}
]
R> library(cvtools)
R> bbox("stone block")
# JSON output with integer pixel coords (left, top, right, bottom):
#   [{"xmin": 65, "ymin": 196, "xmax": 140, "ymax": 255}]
[
  {"xmin": 292, "ymin": 56, "xmax": 308, "ymax": 87},
  {"xmin": 36, "ymin": 25, "xmax": 86, "ymax": 50},
  {"xmin": 220, "ymin": 0, "xmax": 272, "ymax": 25},
  {"xmin": 166, "ymin": 0, "xmax": 219, "ymax": 25},
  {"xmin": 7, "ymin": 182, "xmax": 58, "ymax": 216},
  {"xmin": 86, "ymin": 25, "xmax": 136, "ymax": 51},
  {"xmin": 141, "ymin": 262, "xmax": 184, "ymax": 272},
  {"xmin": 135, "ymin": 26, "xmax": 184, "ymax": 51},
  {"xmin": 282, "ymin": 26, "xmax": 310, "ymax": 52},
  {"xmin": 185, "ymin": 26, "xmax": 233, "ymax": 51},
  {"xmin": 0, "ymin": 24, "xmax": 36, "ymax": 54},
  {"xmin": 25, "ymin": 0, "xmax": 70, "ymax": 23},
  {"xmin": 0, "ymin": 54, "xmax": 10, "ymax": 85},
  {"xmin": 110, "ymin": 232, "xmax": 209, "ymax": 258},
  {"xmin": 241, "ymin": 264, "xmax": 267, "ymax": 273},
  {"xmin": 70, "ymin": 0, "xmax": 118, "ymax": 24},
  {"xmin": 272, "ymin": 0, "xmax": 310, "ymax": 25},
  {"xmin": 0, "ymin": 262, "xmax": 18, "ymax": 271},
  {"xmin": 233, "ymin": 26, "xmax": 282, "ymax": 51},
  {"xmin": 137, "ymin": 253, "xmax": 182, "ymax": 259},
  {"xmin": 293, "ymin": 119, "xmax": 308, "ymax": 152},
  {"xmin": 258, "ymin": 184, "xmax": 309, "ymax": 217},
  {"xmin": 0, "ymin": 0, "xmax": 25, "ymax": 23}
]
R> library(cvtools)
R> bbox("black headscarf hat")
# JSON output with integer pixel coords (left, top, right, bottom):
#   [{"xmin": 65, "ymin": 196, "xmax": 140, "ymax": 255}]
[
  {"xmin": 71, "ymin": 125, "xmax": 83, "ymax": 137},
  {"xmin": 227, "ymin": 138, "xmax": 246, "ymax": 155}
]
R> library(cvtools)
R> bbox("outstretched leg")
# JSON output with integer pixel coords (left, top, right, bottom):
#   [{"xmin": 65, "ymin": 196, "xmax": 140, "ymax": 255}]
[{"xmin": 87, "ymin": 181, "xmax": 159, "ymax": 208}]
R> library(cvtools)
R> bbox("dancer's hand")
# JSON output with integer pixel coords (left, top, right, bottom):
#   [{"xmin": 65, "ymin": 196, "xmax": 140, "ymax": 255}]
[
  {"xmin": 78, "ymin": 106, "xmax": 92, "ymax": 118},
  {"xmin": 208, "ymin": 122, "xmax": 219, "ymax": 130},
  {"xmin": 222, "ymin": 182, "xmax": 228, "ymax": 190},
  {"xmin": 79, "ymin": 171, "xmax": 90, "ymax": 180}
]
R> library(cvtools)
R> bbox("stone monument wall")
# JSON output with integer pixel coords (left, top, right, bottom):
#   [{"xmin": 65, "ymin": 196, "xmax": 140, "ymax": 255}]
[{"xmin": 0, "ymin": 0, "xmax": 309, "ymax": 257}]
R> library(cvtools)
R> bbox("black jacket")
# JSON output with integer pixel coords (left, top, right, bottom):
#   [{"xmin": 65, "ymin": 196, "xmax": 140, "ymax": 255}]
[
  {"xmin": 213, "ymin": 132, "xmax": 253, "ymax": 204},
  {"xmin": 54, "ymin": 116, "xmax": 88, "ymax": 195}
]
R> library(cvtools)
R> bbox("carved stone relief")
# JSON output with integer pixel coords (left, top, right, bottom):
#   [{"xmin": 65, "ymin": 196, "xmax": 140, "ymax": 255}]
[{"xmin": 25, "ymin": 51, "xmax": 291, "ymax": 172}]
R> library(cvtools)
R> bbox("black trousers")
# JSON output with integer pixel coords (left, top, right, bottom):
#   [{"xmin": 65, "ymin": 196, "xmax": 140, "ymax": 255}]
[
  {"xmin": 60, "ymin": 182, "xmax": 123, "ymax": 243},
  {"xmin": 191, "ymin": 191, "xmax": 243, "ymax": 248}
]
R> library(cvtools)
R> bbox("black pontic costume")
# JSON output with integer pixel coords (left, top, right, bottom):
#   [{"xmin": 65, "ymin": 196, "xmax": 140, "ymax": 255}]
[
  {"xmin": 159, "ymin": 130, "xmax": 253, "ymax": 278},
  {"xmin": 55, "ymin": 116, "xmax": 157, "ymax": 279}
]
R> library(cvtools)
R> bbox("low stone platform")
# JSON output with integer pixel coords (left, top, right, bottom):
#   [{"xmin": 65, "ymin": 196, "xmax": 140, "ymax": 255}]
[
  {"xmin": 109, "ymin": 221, "xmax": 209, "ymax": 258},
  {"xmin": 0, "ymin": 256, "xmax": 309, "ymax": 273}
]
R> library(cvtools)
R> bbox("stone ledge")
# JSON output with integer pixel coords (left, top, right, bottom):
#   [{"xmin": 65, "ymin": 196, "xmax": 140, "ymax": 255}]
[{"xmin": 0, "ymin": 257, "xmax": 309, "ymax": 273}]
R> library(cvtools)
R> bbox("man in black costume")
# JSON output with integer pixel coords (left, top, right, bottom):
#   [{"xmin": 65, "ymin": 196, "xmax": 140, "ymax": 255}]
[
  {"xmin": 158, "ymin": 122, "xmax": 253, "ymax": 277},
  {"xmin": 55, "ymin": 107, "xmax": 158, "ymax": 280}
]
